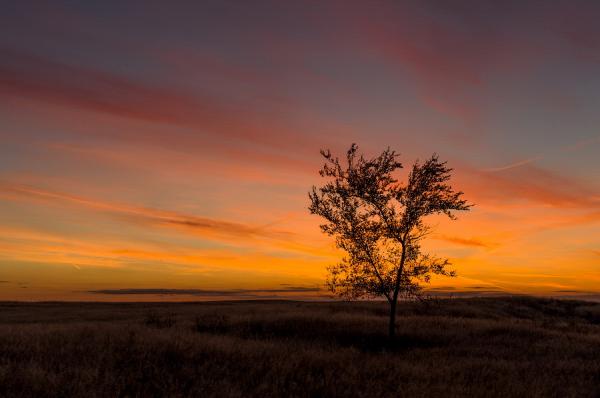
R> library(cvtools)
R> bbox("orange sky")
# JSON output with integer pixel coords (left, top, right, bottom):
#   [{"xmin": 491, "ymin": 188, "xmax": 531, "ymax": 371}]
[{"xmin": 1, "ymin": 1, "xmax": 599, "ymax": 301}]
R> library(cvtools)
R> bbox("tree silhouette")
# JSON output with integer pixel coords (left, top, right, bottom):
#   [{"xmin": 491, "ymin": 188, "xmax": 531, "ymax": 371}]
[{"xmin": 309, "ymin": 144, "xmax": 472, "ymax": 339}]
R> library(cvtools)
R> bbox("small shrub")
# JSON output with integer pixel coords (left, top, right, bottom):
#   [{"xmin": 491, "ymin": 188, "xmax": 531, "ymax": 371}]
[
  {"xmin": 575, "ymin": 305, "xmax": 600, "ymax": 324},
  {"xmin": 144, "ymin": 311, "xmax": 176, "ymax": 329},
  {"xmin": 193, "ymin": 314, "xmax": 229, "ymax": 333}
]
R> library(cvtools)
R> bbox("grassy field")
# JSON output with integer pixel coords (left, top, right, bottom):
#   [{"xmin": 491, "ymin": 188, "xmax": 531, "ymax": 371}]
[{"xmin": 1, "ymin": 297, "xmax": 599, "ymax": 397}]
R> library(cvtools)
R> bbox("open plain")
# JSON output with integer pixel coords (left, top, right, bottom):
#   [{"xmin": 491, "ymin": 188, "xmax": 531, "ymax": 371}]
[{"xmin": 1, "ymin": 297, "xmax": 600, "ymax": 397}]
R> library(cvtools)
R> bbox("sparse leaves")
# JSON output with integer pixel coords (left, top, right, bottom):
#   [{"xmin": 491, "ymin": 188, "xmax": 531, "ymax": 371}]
[{"xmin": 309, "ymin": 144, "xmax": 471, "ymax": 309}]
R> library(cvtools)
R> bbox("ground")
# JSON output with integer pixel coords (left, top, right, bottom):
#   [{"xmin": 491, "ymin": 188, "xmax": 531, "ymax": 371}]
[{"xmin": 1, "ymin": 297, "xmax": 599, "ymax": 397}]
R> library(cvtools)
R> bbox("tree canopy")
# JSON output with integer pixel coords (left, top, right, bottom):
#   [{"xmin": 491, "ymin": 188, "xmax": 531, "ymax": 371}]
[{"xmin": 309, "ymin": 144, "xmax": 472, "ymax": 338}]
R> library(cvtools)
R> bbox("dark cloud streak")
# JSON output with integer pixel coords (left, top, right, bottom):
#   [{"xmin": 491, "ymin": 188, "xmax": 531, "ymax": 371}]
[{"xmin": 88, "ymin": 287, "xmax": 322, "ymax": 297}]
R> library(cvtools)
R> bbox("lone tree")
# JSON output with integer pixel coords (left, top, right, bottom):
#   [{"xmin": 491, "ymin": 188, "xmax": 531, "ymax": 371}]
[{"xmin": 309, "ymin": 144, "xmax": 471, "ymax": 339}]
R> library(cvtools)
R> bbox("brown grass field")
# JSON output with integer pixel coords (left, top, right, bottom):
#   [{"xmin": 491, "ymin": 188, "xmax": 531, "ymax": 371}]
[{"xmin": 1, "ymin": 296, "xmax": 599, "ymax": 397}]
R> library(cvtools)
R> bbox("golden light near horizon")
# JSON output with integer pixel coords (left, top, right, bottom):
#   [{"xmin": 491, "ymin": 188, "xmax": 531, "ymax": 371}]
[{"xmin": 1, "ymin": 1, "xmax": 600, "ymax": 301}]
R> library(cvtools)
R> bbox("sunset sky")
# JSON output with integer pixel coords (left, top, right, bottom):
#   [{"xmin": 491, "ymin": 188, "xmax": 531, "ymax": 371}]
[{"xmin": 1, "ymin": 0, "xmax": 599, "ymax": 301}]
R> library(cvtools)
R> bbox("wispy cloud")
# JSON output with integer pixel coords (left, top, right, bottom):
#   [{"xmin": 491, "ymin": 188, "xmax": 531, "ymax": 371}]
[
  {"xmin": 483, "ymin": 134, "xmax": 600, "ymax": 174},
  {"xmin": 330, "ymin": 1, "xmax": 568, "ymax": 125},
  {"xmin": 436, "ymin": 235, "xmax": 491, "ymax": 248},
  {"xmin": 466, "ymin": 286, "xmax": 503, "ymax": 290},
  {"xmin": 462, "ymin": 163, "xmax": 600, "ymax": 209},
  {"xmin": 483, "ymin": 157, "xmax": 542, "ymax": 173},
  {"xmin": 423, "ymin": 290, "xmax": 510, "ymax": 298},
  {"xmin": 0, "ymin": 181, "xmax": 293, "ymax": 242},
  {"xmin": 563, "ymin": 136, "xmax": 600, "ymax": 151}
]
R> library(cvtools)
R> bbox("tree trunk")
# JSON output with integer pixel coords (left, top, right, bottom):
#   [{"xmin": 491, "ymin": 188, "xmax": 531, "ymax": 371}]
[
  {"xmin": 388, "ymin": 298, "xmax": 397, "ymax": 340},
  {"xmin": 389, "ymin": 241, "xmax": 406, "ymax": 341}
]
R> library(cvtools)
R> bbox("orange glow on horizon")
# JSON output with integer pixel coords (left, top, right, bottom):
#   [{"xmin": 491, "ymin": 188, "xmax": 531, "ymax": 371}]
[{"xmin": 1, "ymin": 1, "xmax": 599, "ymax": 301}]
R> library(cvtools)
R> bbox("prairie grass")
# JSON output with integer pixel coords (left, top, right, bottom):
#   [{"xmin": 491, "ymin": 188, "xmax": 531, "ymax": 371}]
[{"xmin": 0, "ymin": 297, "xmax": 599, "ymax": 397}]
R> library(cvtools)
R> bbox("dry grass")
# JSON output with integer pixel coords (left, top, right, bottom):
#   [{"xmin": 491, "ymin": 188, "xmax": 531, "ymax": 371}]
[{"xmin": 1, "ymin": 297, "xmax": 599, "ymax": 397}]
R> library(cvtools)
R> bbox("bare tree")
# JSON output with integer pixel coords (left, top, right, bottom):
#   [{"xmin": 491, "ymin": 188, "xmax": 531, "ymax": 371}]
[{"xmin": 309, "ymin": 144, "xmax": 472, "ymax": 339}]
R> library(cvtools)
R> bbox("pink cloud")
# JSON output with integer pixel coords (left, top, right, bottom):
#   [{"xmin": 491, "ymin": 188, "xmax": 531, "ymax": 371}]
[
  {"xmin": 457, "ymin": 162, "xmax": 600, "ymax": 209},
  {"xmin": 0, "ymin": 48, "xmax": 324, "ymax": 153}
]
